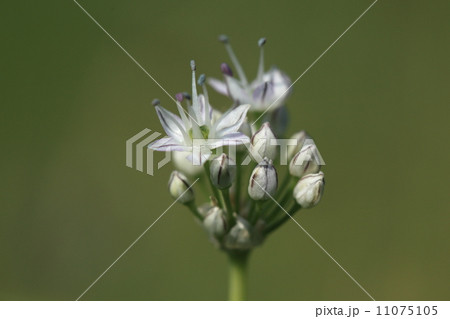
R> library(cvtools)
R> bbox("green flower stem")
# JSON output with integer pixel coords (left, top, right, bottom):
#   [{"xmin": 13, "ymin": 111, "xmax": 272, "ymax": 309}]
[
  {"xmin": 264, "ymin": 203, "xmax": 301, "ymax": 235},
  {"xmin": 186, "ymin": 201, "xmax": 203, "ymax": 221},
  {"xmin": 250, "ymin": 201, "xmax": 262, "ymax": 224},
  {"xmin": 264, "ymin": 190, "xmax": 292, "ymax": 222},
  {"xmin": 204, "ymin": 161, "xmax": 221, "ymax": 206},
  {"xmin": 228, "ymin": 251, "xmax": 249, "ymax": 301},
  {"xmin": 220, "ymin": 188, "xmax": 235, "ymax": 226},
  {"xmin": 234, "ymin": 153, "xmax": 243, "ymax": 214},
  {"xmin": 263, "ymin": 175, "xmax": 296, "ymax": 222},
  {"xmin": 277, "ymin": 171, "xmax": 293, "ymax": 197}
]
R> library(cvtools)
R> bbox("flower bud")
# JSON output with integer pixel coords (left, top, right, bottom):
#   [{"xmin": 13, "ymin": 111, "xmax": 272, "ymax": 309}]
[
  {"xmin": 224, "ymin": 216, "xmax": 253, "ymax": 250},
  {"xmin": 250, "ymin": 122, "xmax": 277, "ymax": 161},
  {"xmin": 209, "ymin": 154, "xmax": 236, "ymax": 189},
  {"xmin": 293, "ymin": 171, "xmax": 325, "ymax": 208},
  {"xmin": 287, "ymin": 130, "xmax": 307, "ymax": 159},
  {"xmin": 168, "ymin": 171, "xmax": 194, "ymax": 204},
  {"xmin": 248, "ymin": 158, "xmax": 278, "ymax": 200},
  {"xmin": 289, "ymin": 144, "xmax": 321, "ymax": 177},
  {"xmin": 203, "ymin": 206, "xmax": 227, "ymax": 238}
]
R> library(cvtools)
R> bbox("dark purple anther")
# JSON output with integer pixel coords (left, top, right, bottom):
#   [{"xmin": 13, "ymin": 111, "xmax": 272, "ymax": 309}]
[
  {"xmin": 182, "ymin": 92, "xmax": 191, "ymax": 100},
  {"xmin": 221, "ymin": 63, "xmax": 233, "ymax": 77}
]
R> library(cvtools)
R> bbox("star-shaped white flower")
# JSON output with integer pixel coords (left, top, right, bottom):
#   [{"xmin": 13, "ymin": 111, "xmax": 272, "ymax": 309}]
[
  {"xmin": 208, "ymin": 36, "xmax": 292, "ymax": 112},
  {"xmin": 148, "ymin": 61, "xmax": 251, "ymax": 164}
]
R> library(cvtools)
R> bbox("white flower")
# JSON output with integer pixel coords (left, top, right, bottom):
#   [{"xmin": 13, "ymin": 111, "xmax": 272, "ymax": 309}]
[
  {"xmin": 208, "ymin": 36, "xmax": 292, "ymax": 112},
  {"xmin": 148, "ymin": 61, "xmax": 251, "ymax": 164}
]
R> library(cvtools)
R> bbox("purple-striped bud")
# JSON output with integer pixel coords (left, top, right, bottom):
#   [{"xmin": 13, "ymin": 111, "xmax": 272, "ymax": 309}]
[
  {"xmin": 248, "ymin": 158, "xmax": 278, "ymax": 201},
  {"xmin": 209, "ymin": 153, "xmax": 236, "ymax": 189}
]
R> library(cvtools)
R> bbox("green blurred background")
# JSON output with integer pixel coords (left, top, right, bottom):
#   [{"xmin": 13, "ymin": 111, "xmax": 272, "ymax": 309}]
[{"xmin": 1, "ymin": 0, "xmax": 449, "ymax": 300}]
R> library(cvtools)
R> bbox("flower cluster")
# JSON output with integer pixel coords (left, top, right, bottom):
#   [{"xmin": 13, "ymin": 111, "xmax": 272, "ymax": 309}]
[{"xmin": 149, "ymin": 36, "xmax": 325, "ymax": 252}]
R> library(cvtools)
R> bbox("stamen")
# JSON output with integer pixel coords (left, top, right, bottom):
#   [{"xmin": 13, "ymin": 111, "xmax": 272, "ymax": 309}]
[
  {"xmin": 152, "ymin": 99, "xmax": 160, "ymax": 106},
  {"xmin": 182, "ymin": 92, "xmax": 191, "ymax": 101},
  {"xmin": 197, "ymin": 74, "xmax": 206, "ymax": 86},
  {"xmin": 200, "ymin": 75, "xmax": 211, "ymax": 127},
  {"xmin": 182, "ymin": 92, "xmax": 191, "ymax": 107},
  {"xmin": 176, "ymin": 101, "xmax": 191, "ymax": 133},
  {"xmin": 219, "ymin": 35, "xmax": 248, "ymax": 86},
  {"xmin": 190, "ymin": 60, "xmax": 199, "ymax": 115},
  {"xmin": 220, "ymin": 63, "xmax": 233, "ymax": 77},
  {"xmin": 257, "ymin": 37, "xmax": 266, "ymax": 81}
]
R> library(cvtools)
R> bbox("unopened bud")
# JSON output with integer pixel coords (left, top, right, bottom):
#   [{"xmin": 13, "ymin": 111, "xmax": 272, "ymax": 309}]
[
  {"xmin": 293, "ymin": 171, "xmax": 325, "ymax": 208},
  {"xmin": 190, "ymin": 60, "xmax": 196, "ymax": 71},
  {"xmin": 289, "ymin": 144, "xmax": 321, "ymax": 177},
  {"xmin": 287, "ymin": 131, "xmax": 308, "ymax": 159},
  {"xmin": 224, "ymin": 216, "xmax": 253, "ymax": 250},
  {"xmin": 250, "ymin": 122, "xmax": 277, "ymax": 161},
  {"xmin": 248, "ymin": 158, "xmax": 278, "ymax": 201},
  {"xmin": 168, "ymin": 171, "xmax": 194, "ymax": 204},
  {"xmin": 209, "ymin": 154, "xmax": 236, "ymax": 189},
  {"xmin": 203, "ymin": 206, "xmax": 227, "ymax": 237}
]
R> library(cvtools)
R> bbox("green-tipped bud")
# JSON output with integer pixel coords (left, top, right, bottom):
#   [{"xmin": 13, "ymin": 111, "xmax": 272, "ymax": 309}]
[
  {"xmin": 224, "ymin": 216, "xmax": 253, "ymax": 250},
  {"xmin": 250, "ymin": 122, "xmax": 278, "ymax": 161},
  {"xmin": 209, "ymin": 153, "xmax": 236, "ymax": 189},
  {"xmin": 287, "ymin": 130, "xmax": 308, "ymax": 159},
  {"xmin": 168, "ymin": 171, "xmax": 194, "ymax": 204},
  {"xmin": 293, "ymin": 171, "xmax": 325, "ymax": 208},
  {"xmin": 248, "ymin": 158, "xmax": 278, "ymax": 201},
  {"xmin": 203, "ymin": 206, "xmax": 227, "ymax": 238},
  {"xmin": 289, "ymin": 144, "xmax": 321, "ymax": 177}
]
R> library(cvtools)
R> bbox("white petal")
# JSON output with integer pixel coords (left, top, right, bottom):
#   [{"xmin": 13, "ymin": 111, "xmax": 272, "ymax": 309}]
[
  {"xmin": 155, "ymin": 106, "xmax": 186, "ymax": 143},
  {"xmin": 148, "ymin": 137, "xmax": 190, "ymax": 152},
  {"xmin": 213, "ymin": 104, "xmax": 251, "ymax": 137},
  {"xmin": 198, "ymin": 94, "xmax": 211, "ymax": 125},
  {"xmin": 252, "ymin": 81, "xmax": 275, "ymax": 108},
  {"xmin": 207, "ymin": 132, "xmax": 250, "ymax": 149},
  {"xmin": 224, "ymin": 76, "xmax": 249, "ymax": 104},
  {"xmin": 207, "ymin": 78, "xmax": 229, "ymax": 96}
]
